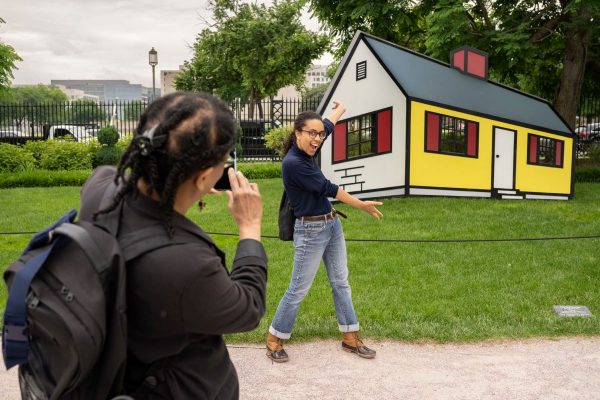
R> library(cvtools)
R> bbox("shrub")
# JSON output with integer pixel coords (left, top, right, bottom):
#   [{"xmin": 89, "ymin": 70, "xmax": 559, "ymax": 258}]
[
  {"xmin": 588, "ymin": 144, "xmax": 600, "ymax": 164},
  {"xmin": 0, "ymin": 143, "xmax": 36, "ymax": 172},
  {"xmin": 97, "ymin": 125, "xmax": 119, "ymax": 146},
  {"xmin": 0, "ymin": 170, "xmax": 91, "ymax": 188},
  {"xmin": 94, "ymin": 146, "xmax": 122, "ymax": 167},
  {"xmin": 39, "ymin": 142, "xmax": 93, "ymax": 170},
  {"xmin": 575, "ymin": 166, "xmax": 600, "ymax": 183},
  {"xmin": 237, "ymin": 162, "xmax": 281, "ymax": 179},
  {"xmin": 23, "ymin": 140, "xmax": 52, "ymax": 167},
  {"xmin": 264, "ymin": 126, "xmax": 292, "ymax": 157},
  {"xmin": 116, "ymin": 136, "xmax": 132, "ymax": 153}
]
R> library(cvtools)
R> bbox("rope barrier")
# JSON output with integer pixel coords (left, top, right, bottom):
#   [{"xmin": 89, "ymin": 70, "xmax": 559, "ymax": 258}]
[{"xmin": 2, "ymin": 230, "xmax": 600, "ymax": 243}]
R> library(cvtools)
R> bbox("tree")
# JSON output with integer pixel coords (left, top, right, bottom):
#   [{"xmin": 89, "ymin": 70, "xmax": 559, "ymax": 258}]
[
  {"xmin": 308, "ymin": 0, "xmax": 600, "ymax": 129},
  {"xmin": 69, "ymin": 99, "xmax": 107, "ymax": 124},
  {"xmin": 175, "ymin": 0, "xmax": 329, "ymax": 118},
  {"xmin": 0, "ymin": 85, "xmax": 68, "ymax": 128},
  {"xmin": 0, "ymin": 17, "xmax": 22, "ymax": 93}
]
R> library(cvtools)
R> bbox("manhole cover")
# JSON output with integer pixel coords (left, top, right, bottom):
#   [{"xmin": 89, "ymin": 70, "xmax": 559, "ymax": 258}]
[{"xmin": 553, "ymin": 305, "xmax": 593, "ymax": 317}]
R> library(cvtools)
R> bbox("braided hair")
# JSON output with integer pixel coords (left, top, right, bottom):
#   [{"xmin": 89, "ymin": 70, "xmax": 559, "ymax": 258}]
[
  {"xmin": 281, "ymin": 110, "xmax": 322, "ymax": 156},
  {"xmin": 94, "ymin": 91, "xmax": 237, "ymax": 235}
]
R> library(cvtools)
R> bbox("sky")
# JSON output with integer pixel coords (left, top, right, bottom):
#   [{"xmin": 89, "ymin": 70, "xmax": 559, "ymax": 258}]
[{"xmin": 1, "ymin": 0, "xmax": 328, "ymax": 89}]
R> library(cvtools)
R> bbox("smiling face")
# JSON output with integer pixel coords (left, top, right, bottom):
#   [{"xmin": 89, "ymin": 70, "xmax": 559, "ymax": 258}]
[{"xmin": 295, "ymin": 118, "xmax": 325, "ymax": 157}]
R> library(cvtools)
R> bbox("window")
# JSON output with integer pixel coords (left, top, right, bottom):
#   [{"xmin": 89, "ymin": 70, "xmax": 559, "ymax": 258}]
[
  {"xmin": 528, "ymin": 134, "xmax": 563, "ymax": 167},
  {"xmin": 332, "ymin": 108, "xmax": 392, "ymax": 163},
  {"xmin": 347, "ymin": 114, "xmax": 375, "ymax": 158},
  {"xmin": 425, "ymin": 111, "xmax": 478, "ymax": 157},
  {"xmin": 356, "ymin": 61, "xmax": 367, "ymax": 81}
]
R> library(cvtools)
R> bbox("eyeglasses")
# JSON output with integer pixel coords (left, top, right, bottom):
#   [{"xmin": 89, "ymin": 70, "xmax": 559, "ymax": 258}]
[{"xmin": 301, "ymin": 129, "xmax": 326, "ymax": 139}]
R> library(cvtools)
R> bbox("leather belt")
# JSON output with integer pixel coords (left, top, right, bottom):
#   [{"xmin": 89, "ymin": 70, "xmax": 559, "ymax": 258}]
[{"xmin": 299, "ymin": 209, "xmax": 347, "ymax": 222}]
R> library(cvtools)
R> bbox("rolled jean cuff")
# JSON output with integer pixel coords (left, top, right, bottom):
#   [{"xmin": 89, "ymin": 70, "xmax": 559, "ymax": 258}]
[
  {"xmin": 269, "ymin": 326, "xmax": 292, "ymax": 340},
  {"xmin": 338, "ymin": 323, "xmax": 359, "ymax": 333}
]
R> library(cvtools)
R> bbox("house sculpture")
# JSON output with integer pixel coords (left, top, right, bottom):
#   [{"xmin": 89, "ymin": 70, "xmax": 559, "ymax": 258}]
[{"xmin": 317, "ymin": 31, "xmax": 574, "ymax": 200}]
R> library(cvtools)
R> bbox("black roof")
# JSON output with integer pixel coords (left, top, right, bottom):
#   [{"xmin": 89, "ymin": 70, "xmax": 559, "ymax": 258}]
[{"xmin": 321, "ymin": 32, "xmax": 572, "ymax": 136}]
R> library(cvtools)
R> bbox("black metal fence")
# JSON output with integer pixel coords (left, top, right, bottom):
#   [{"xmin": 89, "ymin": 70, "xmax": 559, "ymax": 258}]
[
  {"xmin": 0, "ymin": 97, "xmax": 322, "ymax": 160},
  {"xmin": 1, "ymin": 95, "xmax": 597, "ymax": 159}
]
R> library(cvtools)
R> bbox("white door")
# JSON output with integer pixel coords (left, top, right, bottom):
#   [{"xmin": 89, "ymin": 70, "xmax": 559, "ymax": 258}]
[{"xmin": 493, "ymin": 128, "xmax": 515, "ymax": 189}]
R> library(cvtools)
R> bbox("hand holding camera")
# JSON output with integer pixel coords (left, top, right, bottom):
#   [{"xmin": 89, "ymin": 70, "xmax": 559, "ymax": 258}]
[{"xmin": 226, "ymin": 168, "xmax": 263, "ymax": 241}]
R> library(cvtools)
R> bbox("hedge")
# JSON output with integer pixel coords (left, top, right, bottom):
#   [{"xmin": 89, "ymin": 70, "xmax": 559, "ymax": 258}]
[
  {"xmin": 575, "ymin": 166, "xmax": 600, "ymax": 183},
  {"xmin": 0, "ymin": 162, "xmax": 281, "ymax": 188}
]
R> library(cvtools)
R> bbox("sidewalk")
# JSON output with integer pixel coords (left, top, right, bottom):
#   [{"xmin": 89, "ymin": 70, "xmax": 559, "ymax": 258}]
[{"xmin": 2, "ymin": 337, "xmax": 599, "ymax": 399}]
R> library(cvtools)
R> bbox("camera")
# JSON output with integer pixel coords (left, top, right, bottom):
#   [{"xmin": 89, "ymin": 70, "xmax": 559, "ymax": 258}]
[{"xmin": 213, "ymin": 150, "xmax": 237, "ymax": 190}]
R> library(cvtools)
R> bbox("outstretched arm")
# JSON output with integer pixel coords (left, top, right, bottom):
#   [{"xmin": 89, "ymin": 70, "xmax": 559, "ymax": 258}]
[{"xmin": 335, "ymin": 187, "xmax": 383, "ymax": 219}]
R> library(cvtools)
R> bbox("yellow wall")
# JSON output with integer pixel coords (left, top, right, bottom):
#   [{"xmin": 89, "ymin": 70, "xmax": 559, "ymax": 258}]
[{"xmin": 409, "ymin": 101, "xmax": 573, "ymax": 194}]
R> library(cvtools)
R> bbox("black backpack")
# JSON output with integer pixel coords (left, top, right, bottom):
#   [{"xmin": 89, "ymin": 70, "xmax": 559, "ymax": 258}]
[
  {"xmin": 2, "ymin": 188, "xmax": 185, "ymax": 400},
  {"xmin": 278, "ymin": 190, "xmax": 295, "ymax": 241}
]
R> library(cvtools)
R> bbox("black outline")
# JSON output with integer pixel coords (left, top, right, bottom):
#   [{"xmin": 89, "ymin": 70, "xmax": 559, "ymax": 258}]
[
  {"xmin": 491, "ymin": 126, "xmax": 517, "ymax": 190},
  {"xmin": 450, "ymin": 46, "xmax": 489, "ymax": 81},
  {"xmin": 423, "ymin": 111, "xmax": 479, "ymax": 158},
  {"xmin": 356, "ymin": 60, "xmax": 367, "ymax": 81},
  {"xmin": 332, "ymin": 106, "xmax": 393, "ymax": 165},
  {"xmin": 321, "ymin": 31, "xmax": 572, "ymax": 137},
  {"xmin": 415, "ymin": 98, "xmax": 573, "ymax": 139},
  {"xmin": 526, "ymin": 133, "xmax": 564, "ymax": 168},
  {"xmin": 405, "ymin": 101, "xmax": 411, "ymax": 195}
]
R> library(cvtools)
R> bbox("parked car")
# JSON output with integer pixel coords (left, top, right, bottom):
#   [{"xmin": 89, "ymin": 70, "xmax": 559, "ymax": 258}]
[
  {"xmin": 44, "ymin": 124, "xmax": 99, "ymax": 141},
  {"xmin": 575, "ymin": 122, "xmax": 600, "ymax": 143}
]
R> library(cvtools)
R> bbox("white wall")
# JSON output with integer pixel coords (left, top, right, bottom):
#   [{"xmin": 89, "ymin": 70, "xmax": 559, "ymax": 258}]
[{"xmin": 320, "ymin": 39, "xmax": 407, "ymax": 196}]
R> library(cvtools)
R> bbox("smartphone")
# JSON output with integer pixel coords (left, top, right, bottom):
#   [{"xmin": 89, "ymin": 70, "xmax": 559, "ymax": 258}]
[{"xmin": 213, "ymin": 150, "xmax": 237, "ymax": 190}]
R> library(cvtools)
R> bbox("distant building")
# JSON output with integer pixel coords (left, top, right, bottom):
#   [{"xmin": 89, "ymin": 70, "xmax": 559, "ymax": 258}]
[
  {"xmin": 55, "ymin": 84, "xmax": 99, "ymax": 103},
  {"xmin": 161, "ymin": 67, "xmax": 184, "ymax": 96},
  {"xmin": 306, "ymin": 64, "xmax": 330, "ymax": 88},
  {"xmin": 275, "ymin": 64, "xmax": 331, "ymax": 99},
  {"xmin": 159, "ymin": 64, "xmax": 330, "ymax": 100},
  {"xmin": 50, "ymin": 80, "xmax": 159, "ymax": 102}
]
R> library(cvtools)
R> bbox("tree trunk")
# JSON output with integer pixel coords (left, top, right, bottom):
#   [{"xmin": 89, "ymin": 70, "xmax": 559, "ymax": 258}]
[
  {"xmin": 553, "ymin": 7, "xmax": 591, "ymax": 130},
  {"xmin": 248, "ymin": 91, "xmax": 255, "ymax": 120}
]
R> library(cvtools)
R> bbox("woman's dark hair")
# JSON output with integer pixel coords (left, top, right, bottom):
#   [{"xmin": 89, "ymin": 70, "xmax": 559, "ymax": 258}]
[
  {"xmin": 94, "ymin": 91, "xmax": 237, "ymax": 235},
  {"xmin": 282, "ymin": 110, "xmax": 322, "ymax": 155}
]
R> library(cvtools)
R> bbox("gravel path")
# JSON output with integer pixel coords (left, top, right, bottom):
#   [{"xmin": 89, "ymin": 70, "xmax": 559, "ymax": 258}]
[{"xmin": 2, "ymin": 336, "xmax": 599, "ymax": 399}]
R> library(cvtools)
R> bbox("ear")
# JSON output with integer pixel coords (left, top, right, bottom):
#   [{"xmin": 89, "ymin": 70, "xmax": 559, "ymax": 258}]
[{"xmin": 193, "ymin": 167, "xmax": 216, "ymax": 193}]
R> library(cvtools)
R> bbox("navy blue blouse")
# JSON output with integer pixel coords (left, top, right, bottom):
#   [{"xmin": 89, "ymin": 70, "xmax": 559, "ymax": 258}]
[{"xmin": 282, "ymin": 118, "xmax": 339, "ymax": 217}]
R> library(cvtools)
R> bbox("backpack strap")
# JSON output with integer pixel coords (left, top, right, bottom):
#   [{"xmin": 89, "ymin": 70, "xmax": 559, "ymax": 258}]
[
  {"xmin": 2, "ymin": 210, "xmax": 78, "ymax": 369},
  {"xmin": 95, "ymin": 182, "xmax": 123, "ymax": 236},
  {"xmin": 55, "ymin": 222, "xmax": 113, "ymax": 274},
  {"xmin": 118, "ymin": 225, "xmax": 198, "ymax": 262}
]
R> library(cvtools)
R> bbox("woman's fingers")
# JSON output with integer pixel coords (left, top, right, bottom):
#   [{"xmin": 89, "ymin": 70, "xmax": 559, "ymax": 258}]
[{"xmin": 228, "ymin": 168, "xmax": 240, "ymax": 191}]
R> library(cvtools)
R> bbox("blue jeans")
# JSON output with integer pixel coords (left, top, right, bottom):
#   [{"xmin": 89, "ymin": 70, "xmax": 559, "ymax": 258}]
[{"xmin": 269, "ymin": 216, "xmax": 359, "ymax": 339}]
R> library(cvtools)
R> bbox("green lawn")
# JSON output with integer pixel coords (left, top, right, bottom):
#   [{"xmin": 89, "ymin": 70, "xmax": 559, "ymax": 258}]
[{"xmin": 1, "ymin": 181, "xmax": 599, "ymax": 343}]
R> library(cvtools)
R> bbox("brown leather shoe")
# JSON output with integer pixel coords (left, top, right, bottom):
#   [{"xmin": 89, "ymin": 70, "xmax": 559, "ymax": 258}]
[
  {"xmin": 341, "ymin": 332, "xmax": 376, "ymax": 359},
  {"xmin": 266, "ymin": 333, "xmax": 289, "ymax": 363}
]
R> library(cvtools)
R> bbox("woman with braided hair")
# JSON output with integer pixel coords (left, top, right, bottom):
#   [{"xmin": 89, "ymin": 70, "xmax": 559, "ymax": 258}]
[{"xmin": 79, "ymin": 92, "xmax": 267, "ymax": 399}]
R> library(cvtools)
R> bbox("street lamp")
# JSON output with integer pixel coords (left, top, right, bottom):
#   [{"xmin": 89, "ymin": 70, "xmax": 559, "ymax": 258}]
[{"xmin": 148, "ymin": 47, "xmax": 158, "ymax": 102}]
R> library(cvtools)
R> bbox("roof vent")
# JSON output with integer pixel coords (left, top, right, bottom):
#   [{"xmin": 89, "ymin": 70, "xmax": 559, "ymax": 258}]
[{"xmin": 450, "ymin": 46, "xmax": 488, "ymax": 80}]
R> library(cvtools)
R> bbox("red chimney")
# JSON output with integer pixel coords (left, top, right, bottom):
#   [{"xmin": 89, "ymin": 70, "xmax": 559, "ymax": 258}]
[{"xmin": 450, "ymin": 46, "xmax": 488, "ymax": 80}]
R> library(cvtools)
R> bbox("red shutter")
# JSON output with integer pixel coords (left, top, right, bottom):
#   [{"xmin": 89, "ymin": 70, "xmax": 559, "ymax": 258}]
[
  {"xmin": 426, "ymin": 113, "xmax": 440, "ymax": 151},
  {"xmin": 555, "ymin": 141, "xmax": 562, "ymax": 166},
  {"xmin": 377, "ymin": 109, "xmax": 391, "ymax": 153},
  {"xmin": 333, "ymin": 122, "xmax": 347, "ymax": 162},
  {"xmin": 529, "ymin": 135, "xmax": 537, "ymax": 163},
  {"xmin": 467, "ymin": 122, "xmax": 477, "ymax": 156}
]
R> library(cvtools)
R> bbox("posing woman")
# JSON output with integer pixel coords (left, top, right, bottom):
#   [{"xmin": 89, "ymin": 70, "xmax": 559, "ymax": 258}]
[
  {"xmin": 266, "ymin": 101, "xmax": 382, "ymax": 362},
  {"xmin": 79, "ymin": 92, "xmax": 267, "ymax": 399}
]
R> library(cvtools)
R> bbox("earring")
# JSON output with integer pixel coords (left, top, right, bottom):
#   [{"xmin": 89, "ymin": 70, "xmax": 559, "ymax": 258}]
[{"xmin": 198, "ymin": 200, "xmax": 206, "ymax": 211}]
